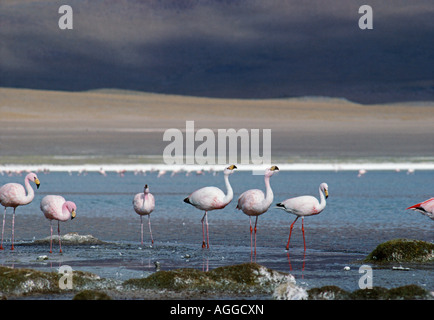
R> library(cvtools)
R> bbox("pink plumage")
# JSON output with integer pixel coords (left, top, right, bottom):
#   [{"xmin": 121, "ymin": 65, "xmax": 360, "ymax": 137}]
[
  {"xmin": 40, "ymin": 195, "xmax": 77, "ymax": 253},
  {"xmin": 0, "ymin": 172, "xmax": 40, "ymax": 250},
  {"xmin": 406, "ymin": 198, "xmax": 434, "ymax": 220},
  {"xmin": 184, "ymin": 165, "xmax": 237, "ymax": 249},
  {"xmin": 276, "ymin": 183, "xmax": 329, "ymax": 251},
  {"xmin": 236, "ymin": 166, "xmax": 279, "ymax": 256},
  {"xmin": 133, "ymin": 184, "xmax": 155, "ymax": 246}
]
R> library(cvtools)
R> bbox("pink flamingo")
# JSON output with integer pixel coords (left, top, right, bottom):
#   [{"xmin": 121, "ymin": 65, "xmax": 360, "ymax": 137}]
[
  {"xmin": 406, "ymin": 198, "xmax": 434, "ymax": 220},
  {"xmin": 0, "ymin": 172, "xmax": 40, "ymax": 250},
  {"xmin": 236, "ymin": 166, "xmax": 279, "ymax": 255},
  {"xmin": 133, "ymin": 184, "xmax": 155, "ymax": 246},
  {"xmin": 184, "ymin": 165, "xmax": 237, "ymax": 249},
  {"xmin": 276, "ymin": 183, "xmax": 329, "ymax": 251},
  {"xmin": 40, "ymin": 195, "xmax": 77, "ymax": 253}
]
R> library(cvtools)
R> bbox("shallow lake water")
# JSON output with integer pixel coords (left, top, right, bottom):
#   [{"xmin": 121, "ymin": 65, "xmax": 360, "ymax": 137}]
[{"xmin": 0, "ymin": 169, "xmax": 433, "ymax": 295}]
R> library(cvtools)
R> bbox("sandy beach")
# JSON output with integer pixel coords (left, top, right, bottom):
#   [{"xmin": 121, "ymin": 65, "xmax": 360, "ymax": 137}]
[{"xmin": 0, "ymin": 87, "xmax": 433, "ymax": 165}]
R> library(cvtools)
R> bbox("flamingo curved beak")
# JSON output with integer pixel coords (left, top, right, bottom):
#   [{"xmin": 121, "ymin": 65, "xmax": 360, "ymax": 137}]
[
  {"xmin": 325, "ymin": 189, "xmax": 329, "ymax": 199},
  {"xmin": 71, "ymin": 210, "xmax": 76, "ymax": 219},
  {"xmin": 35, "ymin": 178, "xmax": 40, "ymax": 189},
  {"xmin": 270, "ymin": 165, "xmax": 279, "ymax": 171}
]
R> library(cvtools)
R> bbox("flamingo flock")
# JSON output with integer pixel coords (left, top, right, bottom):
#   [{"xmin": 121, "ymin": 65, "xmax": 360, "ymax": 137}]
[{"xmin": 0, "ymin": 166, "xmax": 431, "ymax": 255}]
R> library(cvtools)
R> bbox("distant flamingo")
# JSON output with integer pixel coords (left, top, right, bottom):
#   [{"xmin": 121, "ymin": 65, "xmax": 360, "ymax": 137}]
[
  {"xmin": 0, "ymin": 172, "xmax": 40, "ymax": 250},
  {"xmin": 236, "ymin": 166, "xmax": 279, "ymax": 255},
  {"xmin": 40, "ymin": 195, "xmax": 77, "ymax": 253},
  {"xmin": 406, "ymin": 198, "xmax": 434, "ymax": 220},
  {"xmin": 184, "ymin": 165, "xmax": 237, "ymax": 249},
  {"xmin": 276, "ymin": 183, "xmax": 329, "ymax": 251},
  {"xmin": 133, "ymin": 184, "xmax": 155, "ymax": 246}
]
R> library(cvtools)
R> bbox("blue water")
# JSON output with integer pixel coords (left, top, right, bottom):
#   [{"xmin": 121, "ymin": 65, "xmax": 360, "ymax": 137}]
[{"xmin": 0, "ymin": 169, "xmax": 433, "ymax": 293}]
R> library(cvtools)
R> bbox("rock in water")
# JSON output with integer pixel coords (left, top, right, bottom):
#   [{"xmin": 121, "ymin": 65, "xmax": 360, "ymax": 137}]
[
  {"xmin": 124, "ymin": 263, "xmax": 298, "ymax": 297},
  {"xmin": 365, "ymin": 239, "xmax": 434, "ymax": 263},
  {"xmin": 273, "ymin": 282, "xmax": 308, "ymax": 300},
  {"xmin": 34, "ymin": 232, "xmax": 106, "ymax": 245}
]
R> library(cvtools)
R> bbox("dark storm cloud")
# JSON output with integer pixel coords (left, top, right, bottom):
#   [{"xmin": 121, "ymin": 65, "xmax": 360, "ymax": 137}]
[{"xmin": 0, "ymin": 0, "xmax": 433, "ymax": 103}]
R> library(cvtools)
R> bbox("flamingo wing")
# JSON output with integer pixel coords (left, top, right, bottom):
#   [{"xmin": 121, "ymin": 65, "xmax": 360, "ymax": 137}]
[
  {"xmin": 133, "ymin": 193, "xmax": 144, "ymax": 214},
  {"xmin": 0, "ymin": 183, "xmax": 26, "ymax": 207},
  {"xmin": 40, "ymin": 195, "xmax": 65, "ymax": 220},
  {"xmin": 186, "ymin": 186, "xmax": 227, "ymax": 211},
  {"xmin": 237, "ymin": 189, "xmax": 267, "ymax": 215},
  {"xmin": 278, "ymin": 195, "xmax": 321, "ymax": 216}
]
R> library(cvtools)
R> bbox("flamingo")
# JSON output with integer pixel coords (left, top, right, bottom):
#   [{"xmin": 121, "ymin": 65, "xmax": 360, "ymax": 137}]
[
  {"xmin": 276, "ymin": 183, "xmax": 329, "ymax": 251},
  {"xmin": 40, "ymin": 195, "xmax": 77, "ymax": 253},
  {"xmin": 236, "ymin": 165, "xmax": 279, "ymax": 255},
  {"xmin": 184, "ymin": 164, "xmax": 237, "ymax": 249},
  {"xmin": 406, "ymin": 198, "xmax": 434, "ymax": 220},
  {"xmin": 0, "ymin": 172, "xmax": 40, "ymax": 250},
  {"xmin": 133, "ymin": 184, "xmax": 155, "ymax": 246}
]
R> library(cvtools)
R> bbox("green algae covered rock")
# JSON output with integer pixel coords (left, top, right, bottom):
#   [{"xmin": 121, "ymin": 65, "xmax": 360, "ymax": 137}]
[
  {"xmin": 0, "ymin": 266, "xmax": 59, "ymax": 296},
  {"xmin": 365, "ymin": 239, "xmax": 434, "ymax": 263},
  {"xmin": 0, "ymin": 266, "xmax": 103, "ymax": 297},
  {"xmin": 307, "ymin": 285, "xmax": 350, "ymax": 300},
  {"xmin": 124, "ymin": 263, "xmax": 294, "ymax": 296},
  {"xmin": 351, "ymin": 284, "xmax": 432, "ymax": 300},
  {"xmin": 306, "ymin": 284, "xmax": 432, "ymax": 300},
  {"xmin": 73, "ymin": 289, "xmax": 112, "ymax": 300}
]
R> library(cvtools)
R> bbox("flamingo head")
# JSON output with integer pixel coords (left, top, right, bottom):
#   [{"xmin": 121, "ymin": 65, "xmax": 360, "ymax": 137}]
[
  {"xmin": 265, "ymin": 165, "xmax": 279, "ymax": 177},
  {"xmin": 223, "ymin": 164, "xmax": 237, "ymax": 175},
  {"xmin": 27, "ymin": 172, "xmax": 40, "ymax": 189},
  {"xmin": 320, "ymin": 183, "xmax": 329, "ymax": 199},
  {"xmin": 144, "ymin": 184, "xmax": 150, "ymax": 194},
  {"xmin": 65, "ymin": 201, "xmax": 77, "ymax": 219}
]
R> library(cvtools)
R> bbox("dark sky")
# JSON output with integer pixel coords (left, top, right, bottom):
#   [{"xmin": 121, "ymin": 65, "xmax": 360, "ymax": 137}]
[{"xmin": 1, "ymin": 0, "xmax": 433, "ymax": 103}]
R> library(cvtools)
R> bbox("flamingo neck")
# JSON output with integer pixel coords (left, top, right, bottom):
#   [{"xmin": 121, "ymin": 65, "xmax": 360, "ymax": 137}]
[
  {"xmin": 23, "ymin": 176, "xmax": 35, "ymax": 204},
  {"xmin": 143, "ymin": 192, "xmax": 149, "ymax": 209},
  {"xmin": 318, "ymin": 187, "xmax": 327, "ymax": 211},
  {"xmin": 264, "ymin": 174, "xmax": 274, "ymax": 206},
  {"xmin": 222, "ymin": 173, "xmax": 233, "ymax": 204},
  {"xmin": 62, "ymin": 203, "xmax": 72, "ymax": 220}
]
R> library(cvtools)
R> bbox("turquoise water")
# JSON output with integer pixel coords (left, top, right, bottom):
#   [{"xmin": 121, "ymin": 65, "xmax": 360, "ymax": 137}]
[{"xmin": 0, "ymin": 169, "xmax": 433, "ymax": 293}]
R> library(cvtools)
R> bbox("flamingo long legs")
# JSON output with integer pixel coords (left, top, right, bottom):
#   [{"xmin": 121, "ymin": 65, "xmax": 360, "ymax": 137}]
[
  {"xmin": 1, "ymin": 207, "xmax": 6, "ymax": 250},
  {"xmin": 49, "ymin": 220, "xmax": 53, "ymax": 253},
  {"xmin": 201, "ymin": 211, "xmax": 209, "ymax": 249},
  {"xmin": 140, "ymin": 215, "xmax": 154, "ymax": 246},
  {"xmin": 249, "ymin": 216, "xmax": 259, "ymax": 256},
  {"xmin": 11, "ymin": 208, "xmax": 16, "ymax": 250},
  {"xmin": 286, "ymin": 216, "xmax": 307, "ymax": 251},
  {"xmin": 140, "ymin": 215, "xmax": 144, "ymax": 246},
  {"xmin": 58, "ymin": 221, "xmax": 62, "ymax": 253},
  {"xmin": 148, "ymin": 215, "xmax": 154, "ymax": 245}
]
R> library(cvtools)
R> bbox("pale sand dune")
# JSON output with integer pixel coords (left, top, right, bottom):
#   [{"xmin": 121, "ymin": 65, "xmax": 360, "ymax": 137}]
[{"xmin": 0, "ymin": 87, "xmax": 433, "ymax": 163}]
